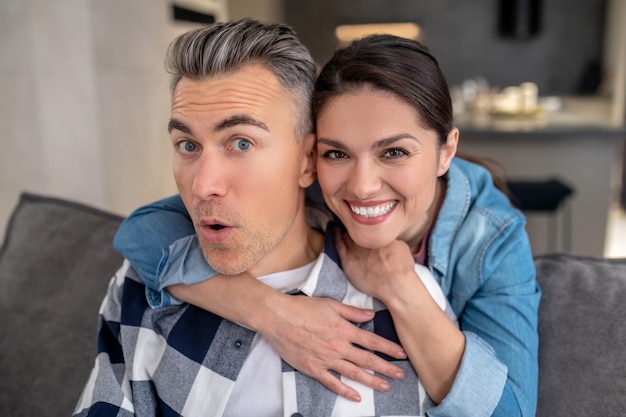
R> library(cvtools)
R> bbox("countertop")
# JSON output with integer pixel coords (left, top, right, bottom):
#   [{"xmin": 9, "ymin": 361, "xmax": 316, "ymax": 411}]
[{"xmin": 454, "ymin": 96, "xmax": 626, "ymax": 138}]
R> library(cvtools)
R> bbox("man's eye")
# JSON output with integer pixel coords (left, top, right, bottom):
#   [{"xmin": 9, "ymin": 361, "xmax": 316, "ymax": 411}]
[
  {"xmin": 233, "ymin": 138, "xmax": 252, "ymax": 151},
  {"xmin": 177, "ymin": 140, "xmax": 197, "ymax": 154}
]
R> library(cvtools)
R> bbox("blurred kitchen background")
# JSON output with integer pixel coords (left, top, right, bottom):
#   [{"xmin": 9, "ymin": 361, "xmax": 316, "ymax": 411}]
[{"xmin": 1, "ymin": 0, "xmax": 624, "ymax": 258}]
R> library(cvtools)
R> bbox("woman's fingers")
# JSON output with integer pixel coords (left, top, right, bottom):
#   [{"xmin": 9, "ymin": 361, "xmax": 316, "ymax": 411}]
[
  {"xmin": 263, "ymin": 295, "xmax": 406, "ymax": 401},
  {"xmin": 335, "ymin": 302, "xmax": 406, "ymax": 362}
]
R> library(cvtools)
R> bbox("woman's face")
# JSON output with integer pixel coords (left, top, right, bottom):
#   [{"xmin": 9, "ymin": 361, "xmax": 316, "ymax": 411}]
[{"xmin": 316, "ymin": 88, "xmax": 457, "ymax": 250}]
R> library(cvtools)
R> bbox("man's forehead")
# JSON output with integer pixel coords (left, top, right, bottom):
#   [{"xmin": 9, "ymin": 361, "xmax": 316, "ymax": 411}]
[
  {"xmin": 172, "ymin": 64, "xmax": 285, "ymax": 97},
  {"xmin": 169, "ymin": 68, "xmax": 299, "ymax": 135},
  {"xmin": 172, "ymin": 67, "xmax": 288, "ymax": 111}
]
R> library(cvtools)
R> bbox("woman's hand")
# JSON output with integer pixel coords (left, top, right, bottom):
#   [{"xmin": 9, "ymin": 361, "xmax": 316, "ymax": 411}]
[
  {"xmin": 334, "ymin": 229, "xmax": 416, "ymax": 304},
  {"xmin": 334, "ymin": 229, "xmax": 465, "ymax": 404},
  {"xmin": 258, "ymin": 292, "xmax": 408, "ymax": 402}
]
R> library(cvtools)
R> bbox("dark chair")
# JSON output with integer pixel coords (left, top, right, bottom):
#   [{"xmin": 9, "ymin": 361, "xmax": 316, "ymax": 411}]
[{"xmin": 507, "ymin": 179, "xmax": 574, "ymax": 252}]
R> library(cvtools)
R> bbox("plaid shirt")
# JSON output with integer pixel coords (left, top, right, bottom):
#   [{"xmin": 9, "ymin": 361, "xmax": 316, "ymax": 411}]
[{"xmin": 74, "ymin": 232, "xmax": 455, "ymax": 417}]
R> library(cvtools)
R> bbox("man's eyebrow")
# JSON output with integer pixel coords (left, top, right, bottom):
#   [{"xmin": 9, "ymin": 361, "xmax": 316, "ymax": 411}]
[
  {"xmin": 214, "ymin": 115, "xmax": 270, "ymax": 133},
  {"xmin": 168, "ymin": 118, "xmax": 191, "ymax": 134},
  {"xmin": 167, "ymin": 115, "xmax": 270, "ymax": 135}
]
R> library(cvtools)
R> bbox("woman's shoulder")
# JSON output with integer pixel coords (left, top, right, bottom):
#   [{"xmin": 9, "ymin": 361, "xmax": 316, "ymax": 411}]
[
  {"xmin": 435, "ymin": 158, "xmax": 530, "ymax": 268},
  {"xmin": 435, "ymin": 159, "xmax": 535, "ymax": 289},
  {"xmin": 450, "ymin": 157, "xmax": 523, "ymax": 229}
]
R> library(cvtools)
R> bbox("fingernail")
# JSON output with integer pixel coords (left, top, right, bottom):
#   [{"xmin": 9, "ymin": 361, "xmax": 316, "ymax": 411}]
[
  {"xmin": 379, "ymin": 382, "xmax": 390, "ymax": 391},
  {"xmin": 397, "ymin": 350, "xmax": 407, "ymax": 359},
  {"xmin": 395, "ymin": 371, "xmax": 405, "ymax": 379},
  {"xmin": 352, "ymin": 393, "xmax": 361, "ymax": 402}
]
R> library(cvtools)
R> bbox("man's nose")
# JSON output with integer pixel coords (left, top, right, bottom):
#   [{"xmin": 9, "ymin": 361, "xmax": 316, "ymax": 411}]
[
  {"xmin": 191, "ymin": 152, "xmax": 228, "ymax": 199},
  {"xmin": 346, "ymin": 160, "xmax": 381, "ymax": 199}
]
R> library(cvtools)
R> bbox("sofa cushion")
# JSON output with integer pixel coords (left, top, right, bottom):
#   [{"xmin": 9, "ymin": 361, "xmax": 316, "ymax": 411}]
[
  {"xmin": 535, "ymin": 253, "xmax": 626, "ymax": 416},
  {"xmin": 0, "ymin": 193, "xmax": 123, "ymax": 416}
]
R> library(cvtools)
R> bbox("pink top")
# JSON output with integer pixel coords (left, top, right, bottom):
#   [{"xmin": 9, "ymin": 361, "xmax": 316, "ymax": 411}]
[{"xmin": 413, "ymin": 230, "xmax": 431, "ymax": 265}]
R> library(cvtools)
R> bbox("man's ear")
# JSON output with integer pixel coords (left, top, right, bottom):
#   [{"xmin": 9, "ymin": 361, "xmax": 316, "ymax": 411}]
[
  {"xmin": 299, "ymin": 133, "xmax": 317, "ymax": 188},
  {"xmin": 438, "ymin": 127, "xmax": 459, "ymax": 177}
]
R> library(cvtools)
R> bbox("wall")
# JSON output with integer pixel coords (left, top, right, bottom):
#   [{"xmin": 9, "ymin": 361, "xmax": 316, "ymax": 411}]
[
  {"xmin": 603, "ymin": 0, "xmax": 626, "ymax": 123},
  {"xmin": 0, "ymin": 0, "xmax": 108, "ymax": 237},
  {"xmin": 229, "ymin": 0, "xmax": 282, "ymax": 22}
]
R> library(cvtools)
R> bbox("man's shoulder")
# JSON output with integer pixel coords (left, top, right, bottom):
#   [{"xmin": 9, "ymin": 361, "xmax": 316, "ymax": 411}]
[
  {"xmin": 96, "ymin": 261, "xmax": 257, "ymax": 408},
  {"xmin": 107, "ymin": 260, "xmax": 259, "ymax": 353},
  {"xmin": 102, "ymin": 260, "xmax": 185, "ymax": 331}
]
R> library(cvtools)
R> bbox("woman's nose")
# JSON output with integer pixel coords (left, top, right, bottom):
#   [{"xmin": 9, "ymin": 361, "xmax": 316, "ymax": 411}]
[{"xmin": 346, "ymin": 160, "xmax": 381, "ymax": 199}]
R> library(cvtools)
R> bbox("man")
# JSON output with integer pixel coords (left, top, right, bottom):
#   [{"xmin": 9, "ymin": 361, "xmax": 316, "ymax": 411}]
[{"xmin": 74, "ymin": 19, "xmax": 442, "ymax": 416}]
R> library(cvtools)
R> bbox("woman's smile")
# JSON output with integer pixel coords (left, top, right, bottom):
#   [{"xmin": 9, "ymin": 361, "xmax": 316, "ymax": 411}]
[{"xmin": 348, "ymin": 200, "xmax": 397, "ymax": 218}]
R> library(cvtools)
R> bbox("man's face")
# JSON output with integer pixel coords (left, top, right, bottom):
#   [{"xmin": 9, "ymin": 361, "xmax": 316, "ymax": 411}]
[{"xmin": 169, "ymin": 64, "xmax": 315, "ymax": 276}]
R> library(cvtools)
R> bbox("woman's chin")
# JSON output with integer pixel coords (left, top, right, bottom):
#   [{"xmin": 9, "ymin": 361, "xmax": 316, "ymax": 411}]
[{"xmin": 348, "ymin": 231, "xmax": 396, "ymax": 250}]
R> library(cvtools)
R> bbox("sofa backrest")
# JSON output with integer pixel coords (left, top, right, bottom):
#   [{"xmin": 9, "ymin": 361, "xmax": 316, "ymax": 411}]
[
  {"xmin": 0, "ymin": 193, "xmax": 123, "ymax": 416},
  {"xmin": 534, "ymin": 253, "xmax": 626, "ymax": 416}
]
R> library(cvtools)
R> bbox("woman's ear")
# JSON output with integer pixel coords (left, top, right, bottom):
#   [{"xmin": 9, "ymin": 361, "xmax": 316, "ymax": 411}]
[
  {"xmin": 438, "ymin": 127, "xmax": 459, "ymax": 176},
  {"xmin": 299, "ymin": 133, "xmax": 317, "ymax": 188}
]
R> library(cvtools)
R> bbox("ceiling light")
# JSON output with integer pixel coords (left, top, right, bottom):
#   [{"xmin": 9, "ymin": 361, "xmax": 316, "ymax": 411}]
[{"xmin": 335, "ymin": 23, "xmax": 421, "ymax": 43}]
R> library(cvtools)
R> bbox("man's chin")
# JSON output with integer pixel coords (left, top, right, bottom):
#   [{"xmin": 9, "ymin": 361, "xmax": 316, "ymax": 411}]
[
  {"xmin": 204, "ymin": 257, "xmax": 250, "ymax": 275},
  {"xmin": 198, "ymin": 236, "xmax": 275, "ymax": 276},
  {"xmin": 201, "ymin": 249, "xmax": 257, "ymax": 276}
]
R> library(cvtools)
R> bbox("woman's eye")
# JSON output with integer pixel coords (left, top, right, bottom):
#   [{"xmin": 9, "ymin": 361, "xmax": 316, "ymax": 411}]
[
  {"xmin": 177, "ymin": 140, "xmax": 197, "ymax": 154},
  {"xmin": 383, "ymin": 148, "xmax": 408, "ymax": 159},
  {"xmin": 233, "ymin": 138, "xmax": 252, "ymax": 151},
  {"xmin": 321, "ymin": 150, "xmax": 347, "ymax": 160}
]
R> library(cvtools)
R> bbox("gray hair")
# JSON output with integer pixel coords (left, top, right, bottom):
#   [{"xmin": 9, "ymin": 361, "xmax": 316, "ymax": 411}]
[{"xmin": 165, "ymin": 18, "xmax": 316, "ymax": 138}]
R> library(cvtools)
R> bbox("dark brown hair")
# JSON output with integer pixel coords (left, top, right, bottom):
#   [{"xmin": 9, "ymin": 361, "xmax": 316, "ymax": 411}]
[
  {"xmin": 313, "ymin": 34, "xmax": 453, "ymax": 146},
  {"xmin": 313, "ymin": 34, "xmax": 510, "ymax": 198}
]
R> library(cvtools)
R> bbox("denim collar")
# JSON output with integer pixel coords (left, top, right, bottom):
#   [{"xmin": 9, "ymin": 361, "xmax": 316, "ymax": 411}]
[{"xmin": 428, "ymin": 159, "xmax": 471, "ymax": 285}]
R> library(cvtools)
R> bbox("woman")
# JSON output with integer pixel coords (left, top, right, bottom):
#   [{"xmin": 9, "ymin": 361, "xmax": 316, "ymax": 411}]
[{"xmin": 115, "ymin": 34, "xmax": 540, "ymax": 416}]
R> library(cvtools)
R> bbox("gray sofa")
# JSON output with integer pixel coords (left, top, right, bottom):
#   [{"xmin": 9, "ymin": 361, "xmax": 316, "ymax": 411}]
[{"xmin": 1, "ymin": 192, "xmax": 625, "ymax": 416}]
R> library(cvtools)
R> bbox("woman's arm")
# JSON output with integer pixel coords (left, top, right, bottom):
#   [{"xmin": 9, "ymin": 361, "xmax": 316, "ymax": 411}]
[
  {"xmin": 334, "ymin": 232, "xmax": 465, "ymax": 405},
  {"xmin": 335, "ymin": 227, "xmax": 540, "ymax": 417},
  {"xmin": 453, "ymin": 235, "xmax": 540, "ymax": 417},
  {"xmin": 113, "ymin": 194, "xmax": 202, "ymax": 307},
  {"xmin": 114, "ymin": 195, "xmax": 408, "ymax": 401}
]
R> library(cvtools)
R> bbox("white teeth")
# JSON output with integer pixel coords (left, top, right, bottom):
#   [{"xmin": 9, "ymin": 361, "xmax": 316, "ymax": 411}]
[{"xmin": 350, "ymin": 201, "xmax": 396, "ymax": 218}]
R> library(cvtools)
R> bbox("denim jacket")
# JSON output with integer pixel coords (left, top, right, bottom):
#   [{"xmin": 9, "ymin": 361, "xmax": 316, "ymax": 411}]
[
  {"xmin": 426, "ymin": 158, "xmax": 540, "ymax": 417},
  {"xmin": 113, "ymin": 157, "xmax": 540, "ymax": 417}
]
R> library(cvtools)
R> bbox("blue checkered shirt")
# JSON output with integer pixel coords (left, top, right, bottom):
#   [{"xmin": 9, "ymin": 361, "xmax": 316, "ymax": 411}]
[{"xmin": 73, "ymin": 232, "xmax": 456, "ymax": 416}]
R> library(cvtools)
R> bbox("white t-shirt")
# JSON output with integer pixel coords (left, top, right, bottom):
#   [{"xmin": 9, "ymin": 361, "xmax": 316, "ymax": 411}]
[
  {"xmin": 222, "ymin": 256, "xmax": 455, "ymax": 417},
  {"xmin": 222, "ymin": 261, "xmax": 315, "ymax": 417}
]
